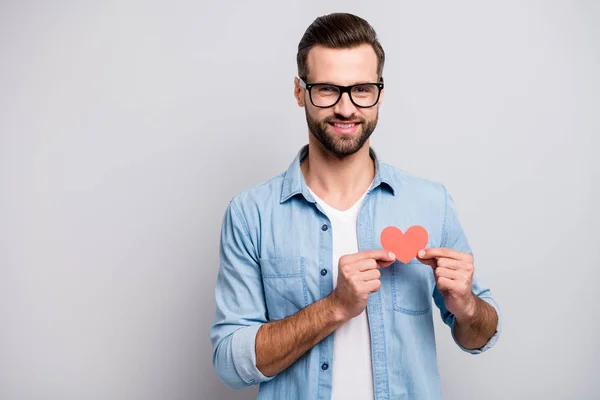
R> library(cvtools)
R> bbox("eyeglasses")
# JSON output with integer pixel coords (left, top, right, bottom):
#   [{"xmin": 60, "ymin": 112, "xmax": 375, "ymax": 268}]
[{"xmin": 299, "ymin": 77, "xmax": 384, "ymax": 108}]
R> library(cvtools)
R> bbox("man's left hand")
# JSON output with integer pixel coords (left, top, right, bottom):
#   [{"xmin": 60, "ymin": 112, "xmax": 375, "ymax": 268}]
[{"xmin": 417, "ymin": 248, "xmax": 477, "ymax": 322}]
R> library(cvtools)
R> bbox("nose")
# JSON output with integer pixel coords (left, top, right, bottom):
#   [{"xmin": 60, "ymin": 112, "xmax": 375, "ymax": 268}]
[{"xmin": 333, "ymin": 92, "xmax": 357, "ymax": 118}]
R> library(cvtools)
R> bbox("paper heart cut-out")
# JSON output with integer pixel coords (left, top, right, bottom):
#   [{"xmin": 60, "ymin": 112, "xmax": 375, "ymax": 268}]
[{"xmin": 380, "ymin": 225, "xmax": 428, "ymax": 263}]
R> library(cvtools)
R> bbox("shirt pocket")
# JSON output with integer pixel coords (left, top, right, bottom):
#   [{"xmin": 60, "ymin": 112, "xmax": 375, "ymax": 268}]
[
  {"xmin": 260, "ymin": 256, "xmax": 308, "ymax": 321},
  {"xmin": 391, "ymin": 260, "xmax": 433, "ymax": 315}
]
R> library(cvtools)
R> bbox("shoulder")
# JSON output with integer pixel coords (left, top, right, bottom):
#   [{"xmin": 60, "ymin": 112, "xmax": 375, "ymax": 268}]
[
  {"xmin": 379, "ymin": 161, "xmax": 449, "ymax": 200},
  {"xmin": 226, "ymin": 172, "xmax": 286, "ymax": 217}
]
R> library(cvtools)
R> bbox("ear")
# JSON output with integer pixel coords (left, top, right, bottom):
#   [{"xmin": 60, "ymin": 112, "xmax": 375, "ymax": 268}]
[
  {"xmin": 377, "ymin": 77, "xmax": 385, "ymax": 108},
  {"xmin": 294, "ymin": 77, "xmax": 305, "ymax": 107}
]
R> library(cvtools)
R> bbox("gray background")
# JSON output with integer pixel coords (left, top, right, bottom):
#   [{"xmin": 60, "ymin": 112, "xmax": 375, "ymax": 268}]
[{"xmin": 1, "ymin": 1, "xmax": 598, "ymax": 399}]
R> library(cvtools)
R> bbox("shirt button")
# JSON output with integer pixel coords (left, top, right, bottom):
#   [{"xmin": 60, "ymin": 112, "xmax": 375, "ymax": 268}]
[
  {"xmin": 320, "ymin": 269, "xmax": 328, "ymax": 276},
  {"xmin": 321, "ymin": 224, "xmax": 328, "ymax": 231},
  {"xmin": 321, "ymin": 362, "xmax": 329, "ymax": 370}
]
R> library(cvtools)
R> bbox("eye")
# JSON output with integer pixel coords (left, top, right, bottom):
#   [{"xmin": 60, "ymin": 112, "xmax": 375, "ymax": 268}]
[
  {"xmin": 353, "ymin": 85, "xmax": 376, "ymax": 94},
  {"xmin": 315, "ymin": 85, "xmax": 339, "ymax": 95}
]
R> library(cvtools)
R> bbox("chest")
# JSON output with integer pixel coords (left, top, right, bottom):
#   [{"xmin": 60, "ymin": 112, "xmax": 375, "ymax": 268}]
[{"xmin": 255, "ymin": 191, "xmax": 442, "ymax": 320}]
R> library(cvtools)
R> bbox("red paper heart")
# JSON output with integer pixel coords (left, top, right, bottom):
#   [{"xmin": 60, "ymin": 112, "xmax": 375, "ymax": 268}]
[{"xmin": 380, "ymin": 225, "xmax": 428, "ymax": 263}]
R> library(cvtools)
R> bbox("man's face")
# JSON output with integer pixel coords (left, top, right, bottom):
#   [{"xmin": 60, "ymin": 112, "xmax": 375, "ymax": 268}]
[{"xmin": 295, "ymin": 44, "xmax": 383, "ymax": 157}]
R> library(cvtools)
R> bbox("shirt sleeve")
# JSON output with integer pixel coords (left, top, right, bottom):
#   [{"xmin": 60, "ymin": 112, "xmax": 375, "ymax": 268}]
[
  {"xmin": 210, "ymin": 199, "xmax": 276, "ymax": 388},
  {"xmin": 432, "ymin": 185, "xmax": 502, "ymax": 354}
]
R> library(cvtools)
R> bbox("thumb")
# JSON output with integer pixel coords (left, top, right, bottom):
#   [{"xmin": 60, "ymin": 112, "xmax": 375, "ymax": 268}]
[
  {"xmin": 416, "ymin": 252, "xmax": 437, "ymax": 269},
  {"xmin": 376, "ymin": 252, "xmax": 396, "ymax": 268}
]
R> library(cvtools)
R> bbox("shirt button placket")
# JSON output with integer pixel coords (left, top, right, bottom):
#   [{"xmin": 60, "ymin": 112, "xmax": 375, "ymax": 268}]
[{"xmin": 319, "ymin": 221, "xmax": 331, "ymax": 386}]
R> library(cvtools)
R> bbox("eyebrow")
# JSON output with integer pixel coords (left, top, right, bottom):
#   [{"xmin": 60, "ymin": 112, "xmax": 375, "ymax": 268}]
[{"xmin": 310, "ymin": 80, "xmax": 378, "ymax": 85}]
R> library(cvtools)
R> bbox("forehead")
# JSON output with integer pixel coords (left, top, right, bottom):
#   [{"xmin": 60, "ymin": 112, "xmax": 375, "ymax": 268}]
[{"xmin": 305, "ymin": 44, "xmax": 378, "ymax": 85}]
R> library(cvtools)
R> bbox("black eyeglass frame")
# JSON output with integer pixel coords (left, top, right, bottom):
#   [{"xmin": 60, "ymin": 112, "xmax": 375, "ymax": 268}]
[{"xmin": 298, "ymin": 77, "xmax": 384, "ymax": 109}]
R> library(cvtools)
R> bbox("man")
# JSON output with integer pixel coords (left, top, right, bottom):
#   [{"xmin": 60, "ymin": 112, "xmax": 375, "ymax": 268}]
[{"xmin": 211, "ymin": 12, "xmax": 501, "ymax": 400}]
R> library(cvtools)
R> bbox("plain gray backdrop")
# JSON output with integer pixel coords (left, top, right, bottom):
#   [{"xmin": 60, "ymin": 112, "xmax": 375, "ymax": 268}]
[{"xmin": 1, "ymin": 1, "xmax": 598, "ymax": 399}]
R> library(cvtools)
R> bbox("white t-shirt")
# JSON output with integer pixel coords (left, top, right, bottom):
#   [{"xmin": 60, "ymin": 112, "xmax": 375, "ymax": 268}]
[{"xmin": 307, "ymin": 186, "xmax": 374, "ymax": 400}]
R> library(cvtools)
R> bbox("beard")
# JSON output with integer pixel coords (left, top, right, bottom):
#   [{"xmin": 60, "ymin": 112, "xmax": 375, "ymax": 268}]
[{"xmin": 305, "ymin": 109, "xmax": 378, "ymax": 157}]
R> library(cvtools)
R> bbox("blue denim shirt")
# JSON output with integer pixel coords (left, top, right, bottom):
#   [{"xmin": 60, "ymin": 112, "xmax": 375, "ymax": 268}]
[{"xmin": 211, "ymin": 145, "xmax": 501, "ymax": 400}]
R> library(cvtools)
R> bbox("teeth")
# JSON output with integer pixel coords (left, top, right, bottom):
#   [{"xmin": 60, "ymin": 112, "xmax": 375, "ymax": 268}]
[{"xmin": 334, "ymin": 123, "xmax": 355, "ymax": 129}]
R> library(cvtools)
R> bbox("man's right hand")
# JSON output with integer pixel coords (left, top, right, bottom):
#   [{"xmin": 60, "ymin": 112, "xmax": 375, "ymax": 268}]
[
  {"xmin": 329, "ymin": 250, "xmax": 396, "ymax": 320},
  {"xmin": 255, "ymin": 249, "xmax": 396, "ymax": 377}
]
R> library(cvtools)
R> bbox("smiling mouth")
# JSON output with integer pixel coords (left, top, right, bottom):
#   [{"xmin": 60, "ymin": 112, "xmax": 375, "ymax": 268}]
[{"xmin": 329, "ymin": 122, "xmax": 360, "ymax": 129}]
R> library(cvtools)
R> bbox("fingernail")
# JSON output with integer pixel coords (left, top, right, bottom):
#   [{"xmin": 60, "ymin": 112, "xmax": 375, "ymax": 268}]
[
  {"xmin": 418, "ymin": 250, "xmax": 425, "ymax": 257},
  {"xmin": 389, "ymin": 252, "xmax": 396, "ymax": 259}
]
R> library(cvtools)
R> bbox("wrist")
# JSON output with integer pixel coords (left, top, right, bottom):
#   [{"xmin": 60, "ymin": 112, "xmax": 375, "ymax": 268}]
[
  {"xmin": 456, "ymin": 294, "xmax": 478, "ymax": 324},
  {"xmin": 325, "ymin": 293, "xmax": 350, "ymax": 324}
]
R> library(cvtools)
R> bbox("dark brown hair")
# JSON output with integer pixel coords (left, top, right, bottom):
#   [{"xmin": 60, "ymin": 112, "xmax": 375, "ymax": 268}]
[{"xmin": 297, "ymin": 13, "xmax": 385, "ymax": 81}]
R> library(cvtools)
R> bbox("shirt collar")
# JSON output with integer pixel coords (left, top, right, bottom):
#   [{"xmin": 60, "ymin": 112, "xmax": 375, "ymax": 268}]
[{"xmin": 280, "ymin": 144, "xmax": 396, "ymax": 204}]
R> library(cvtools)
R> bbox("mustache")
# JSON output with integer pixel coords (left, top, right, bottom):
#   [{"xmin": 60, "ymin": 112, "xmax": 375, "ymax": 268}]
[{"xmin": 323, "ymin": 114, "xmax": 364, "ymax": 123}]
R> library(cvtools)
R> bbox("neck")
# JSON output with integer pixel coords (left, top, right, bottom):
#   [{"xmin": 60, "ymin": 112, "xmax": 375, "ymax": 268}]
[{"xmin": 301, "ymin": 136, "xmax": 375, "ymax": 209}]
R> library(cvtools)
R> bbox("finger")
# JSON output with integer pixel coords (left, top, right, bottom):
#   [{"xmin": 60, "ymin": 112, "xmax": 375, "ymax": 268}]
[
  {"xmin": 355, "ymin": 258, "xmax": 379, "ymax": 272},
  {"xmin": 417, "ymin": 248, "xmax": 467, "ymax": 261},
  {"xmin": 364, "ymin": 279, "xmax": 382, "ymax": 293},
  {"xmin": 352, "ymin": 258, "xmax": 394, "ymax": 271},
  {"xmin": 360, "ymin": 268, "xmax": 381, "ymax": 282},
  {"xmin": 425, "ymin": 257, "xmax": 463, "ymax": 270},
  {"xmin": 340, "ymin": 250, "xmax": 396, "ymax": 265},
  {"xmin": 416, "ymin": 257, "xmax": 437, "ymax": 269},
  {"xmin": 437, "ymin": 276, "xmax": 471, "ymax": 295},
  {"xmin": 436, "ymin": 276, "xmax": 454, "ymax": 292},
  {"xmin": 434, "ymin": 267, "xmax": 462, "ymax": 281},
  {"xmin": 376, "ymin": 258, "xmax": 396, "ymax": 268}
]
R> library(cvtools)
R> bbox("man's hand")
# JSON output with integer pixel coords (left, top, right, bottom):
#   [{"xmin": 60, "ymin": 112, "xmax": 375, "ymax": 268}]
[
  {"xmin": 255, "ymin": 249, "xmax": 395, "ymax": 377},
  {"xmin": 330, "ymin": 250, "xmax": 396, "ymax": 321},
  {"xmin": 417, "ymin": 248, "xmax": 476, "ymax": 322}
]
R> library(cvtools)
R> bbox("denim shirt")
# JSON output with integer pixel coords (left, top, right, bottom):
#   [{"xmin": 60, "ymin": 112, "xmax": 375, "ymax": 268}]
[{"xmin": 211, "ymin": 145, "xmax": 501, "ymax": 400}]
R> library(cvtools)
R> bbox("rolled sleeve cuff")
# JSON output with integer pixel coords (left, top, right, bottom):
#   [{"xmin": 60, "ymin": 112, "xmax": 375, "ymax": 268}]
[
  {"xmin": 452, "ymin": 297, "xmax": 502, "ymax": 355},
  {"xmin": 231, "ymin": 324, "xmax": 276, "ymax": 385}
]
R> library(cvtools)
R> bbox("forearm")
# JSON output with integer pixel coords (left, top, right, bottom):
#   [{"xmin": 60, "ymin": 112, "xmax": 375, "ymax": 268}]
[
  {"xmin": 255, "ymin": 295, "xmax": 345, "ymax": 377},
  {"xmin": 453, "ymin": 296, "xmax": 498, "ymax": 350}
]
